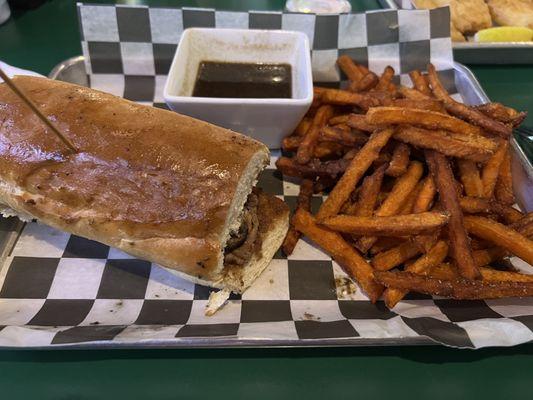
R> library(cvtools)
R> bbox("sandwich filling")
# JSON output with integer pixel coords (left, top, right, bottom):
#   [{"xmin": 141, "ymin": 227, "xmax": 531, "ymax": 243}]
[{"xmin": 223, "ymin": 189, "xmax": 262, "ymax": 268}]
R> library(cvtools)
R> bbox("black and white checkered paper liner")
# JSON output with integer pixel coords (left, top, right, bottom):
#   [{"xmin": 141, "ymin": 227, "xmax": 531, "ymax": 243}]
[{"xmin": 0, "ymin": 4, "xmax": 531, "ymax": 349}]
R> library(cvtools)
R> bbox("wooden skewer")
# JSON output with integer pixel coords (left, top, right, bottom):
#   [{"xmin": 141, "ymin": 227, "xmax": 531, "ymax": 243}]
[{"xmin": 0, "ymin": 67, "xmax": 78, "ymax": 153}]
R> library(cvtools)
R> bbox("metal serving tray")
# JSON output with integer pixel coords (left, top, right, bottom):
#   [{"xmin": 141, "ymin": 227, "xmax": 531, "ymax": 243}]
[
  {"xmin": 0, "ymin": 58, "xmax": 529, "ymax": 349},
  {"xmin": 379, "ymin": 0, "xmax": 533, "ymax": 64}
]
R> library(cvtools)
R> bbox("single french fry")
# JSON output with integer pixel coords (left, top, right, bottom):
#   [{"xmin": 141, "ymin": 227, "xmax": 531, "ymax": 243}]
[
  {"xmin": 313, "ymin": 87, "xmax": 327, "ymax": 99},
  {"xmin": 296, "ymin": 105, "xmax": 335, "ymax": 164},
  {"xmin": 398, "ymin": 180, "xmax": 424, "ymax": 215},
  {"xmin": 386, "ymin": 142, "xmax": 410, "ymax": 177},
  {"xmin": 387, "ymin": 82, "xmax": 398, "ymax": 96},
  {"xmin": 412, "ymin": 176, "xmax": 436, "ymax": 214},
  {"xmin": 481, "ymin": 140, "xmax": 508, "ymax": 198},
  {"xmin": 366, "ymin": 107, "xmax": 483, "ymax": 137},
  {"xmin": 370, "ymin": 237, "xmax": 406, "ymax": 255},
  {"xmin": 282, "ymin": 136, "xmax": 302, "ymax": 152},
  {"xmin": 376, "ymin": 270, "xmax": 533, "ymax": 300},
  {"xmin": 319, "ymin": 88, "xmax": 380, "ymax": 111},
  {"xmin": 426, "ymin": 150, "xmax": 480, "ymax": 280},
  {"xmin": 322, "ymin": 212, "xmax": 449, "ymax": 236},
  {"xmin": 383, "ymin": 241, "xmax": 449, "ymax": 308},
  {"xmin": 345, "ymin": 164, "xmax": 387, "ymax": 217},
  {"xmin": 398, "ymin": 85, "xmax": 433, "ymax": 101},
  {"xmin": 495, "ymin": 148, "xmax": 515, "ymax": 206},
  {"xmin": 356, "ymin": 63, "xmax": 370, "ymax": 75},
  {"xmin": 479, "ymin": 268, "xmax": 533, "ymax": 283},
  {"xmin": 457, "ymin": 159, "xmax": 483, "ymax": 197},
  {"xmin": 356, "ymin": 161, "xmax": 424, "ymax": 252},
  {"xmin": 427, "ymin": 64, "xmax": 512, "ymax": 137},
  {"xmin": 410, "ymin": 176, "xmax": 438, "ymax": 251},
  {"xmin": 457, "ymin": 196, "xmax": 523, "ymax": 224},
  {"xmin": 367, "ymin": 90, "xmax": 395, "ymax": 106},
  {"xmin": 431, "ymin": 263, "xmax": 533, "ymax": 283},
  {"xmin": 337, "ymin": 55, "xmax": 364, "ymax": 82},
  {"xmin": 349, "ymin": 72, "xmax": 379, "ymax": 92},
  {"xmin": 376, "ymin": 66, "xmax": 395, "ymax": 92},
  {"xmin": 513, "ymin": 212, "xmax": 533, "ymax": 231},
  {"xmin": 346, "ymin": 114, "xmax": 379, "ymax": 132},
  {"xmin": 293, "ymin": 209, "xmax": 383, "ymax": 302},
  {"xmin": 474, "ymin": 103, "xmax": 528, "ymax": 127},
  {"xmin": 374, "ymin": 161, "xmax": 425, "ymax": 217},
  {"xmin": 320, "ymin": 126, "xmax": 368, "ymax": 146},
  {"xmin": 489, "ymin": 201, "xmax": 524, "ymax": 224},
  {"xmin": 315, "ymin": 142, "xmax": 346, "ymax": 159},
  {"xmin": 513, "ymin": 215, "xmax": 533, "ymax": 239},
  {"xmin": 316, "ymin": 128, "xmax": 394, "ymax": 220},
  {"xmin": 391, "ymin": 98, "xmax": 443, "ymax": 112},
  {"xmin": 282, "ymin": 179, "xmax": 314, "ymax": 256},
  {"xmin": 464, "ymin": 215, "xmax": 533, "ymax": 265},
  {"xmin": 276, "ymin": 156, "xmax": 351, "ymax": 179},
  {"xmin": 329, "ymin": 114, "xmax": 350, "ymax": 125},
  {"xmin": 372, "ymin": 241, "xmax": 423, "ymax": 271},
  {"xmin": 429, "ymin": 263, "xmax": 460, "ymax": 280},
  {"xmin": 294, "ymin": 118, "xmax": 312, "ymax": 136},
  {"xmin": 473, "ymin": 247, "xmax": 508, "ymax": 267},
  {"xmin": 409, "ymin": 70, "xmax": 432, "ymax": 96},
  {"xmin": 459, "ymin": 196, "xmax": 492, "ymax": 214},
  {"xmin": 394, "ymin": 126, "xmax": 496, "ymax": 162}
]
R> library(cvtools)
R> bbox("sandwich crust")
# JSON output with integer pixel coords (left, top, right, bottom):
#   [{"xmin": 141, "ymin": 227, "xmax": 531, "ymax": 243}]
[{"xmin": 0, "ymin": 76, "xmax": 269, "ymax": 283}]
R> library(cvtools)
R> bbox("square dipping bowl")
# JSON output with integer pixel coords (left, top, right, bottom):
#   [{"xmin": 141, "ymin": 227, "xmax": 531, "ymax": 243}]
[{"xmin": 163, "ymin": 28, "xmax": 313, "ymax": 149}]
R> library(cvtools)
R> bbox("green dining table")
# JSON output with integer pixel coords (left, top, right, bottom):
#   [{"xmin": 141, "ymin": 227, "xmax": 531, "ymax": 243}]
[{"xmin": 1, "ymin": 1, "xmax": 532, "ymax": 398}]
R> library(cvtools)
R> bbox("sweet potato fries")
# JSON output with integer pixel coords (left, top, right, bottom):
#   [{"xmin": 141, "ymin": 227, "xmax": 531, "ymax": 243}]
[{"xmin": 276, "ymin": 58, "xmax": 531, "ymax": 307}]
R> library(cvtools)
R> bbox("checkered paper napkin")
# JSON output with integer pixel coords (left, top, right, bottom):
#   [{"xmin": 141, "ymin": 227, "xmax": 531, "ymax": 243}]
[{"xmin": 0, "ymin": 4, "xmax": 532, "ymax": 349}]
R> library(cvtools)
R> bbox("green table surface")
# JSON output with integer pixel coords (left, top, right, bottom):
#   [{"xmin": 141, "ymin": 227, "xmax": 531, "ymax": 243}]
[{"xmin": 1, "ymin": 1, "xmax": 533, "ymax": 399}]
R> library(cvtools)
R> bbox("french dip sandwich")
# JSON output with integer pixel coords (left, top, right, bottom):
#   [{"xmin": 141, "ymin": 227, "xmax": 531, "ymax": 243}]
[{"xmin": 0, "ymin": 76, "xmax": 289, "ymax": 300}]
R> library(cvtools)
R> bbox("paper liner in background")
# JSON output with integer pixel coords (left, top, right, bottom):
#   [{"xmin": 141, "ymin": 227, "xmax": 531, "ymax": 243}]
[{"xmin": 0, "ymin": 4, "xmax": 531, "ymax": 349}]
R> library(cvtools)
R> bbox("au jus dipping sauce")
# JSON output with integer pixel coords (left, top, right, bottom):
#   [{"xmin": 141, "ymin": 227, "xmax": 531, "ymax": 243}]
[{"xmin": 192, "ymin": 61, "xmax": 292, "ymax": 99}]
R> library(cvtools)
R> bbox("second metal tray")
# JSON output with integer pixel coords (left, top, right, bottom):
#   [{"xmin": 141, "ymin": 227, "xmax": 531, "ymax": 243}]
[{"xmin": 379, "ymin": 0, "xmax": 533, "ymax": 64}]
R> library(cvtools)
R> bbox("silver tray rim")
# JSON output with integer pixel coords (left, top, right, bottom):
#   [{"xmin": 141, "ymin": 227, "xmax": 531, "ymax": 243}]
[{"xmin": 0, "ymin": 58, "xmax": 522, "ymax": 349}]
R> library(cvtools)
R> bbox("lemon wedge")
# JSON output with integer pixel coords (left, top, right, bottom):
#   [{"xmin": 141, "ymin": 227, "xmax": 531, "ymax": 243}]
[{"xmin": 474, "ymin": 27, "xmax": 533, "ymax": 43}]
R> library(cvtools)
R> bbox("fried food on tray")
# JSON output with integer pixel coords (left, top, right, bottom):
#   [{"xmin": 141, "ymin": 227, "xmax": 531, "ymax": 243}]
[
  {"xmin": 382, "ymin": 241, "xmax": 449, "ymax": 308},
  {"xmin": 393, "ymin": 126, "xmax": 496, "ymax": 162},
  {"xmin": 412, "ymin": 0, "xmax": 492, "ymax": 40},
  {"xmin": 293, "ymin": 209, "xmax": 384, "ymax": 302},
  {"xmin": 458, "ymin": 159, "xmax": 484, "ymax": 197},
  {"xmin": 366, "ymin": 106, "xmax": 484, "ymax": 136},
  {"xmin": 464, "ymin": 216, "xmax": 533, "ymax": 265},
  {"xmin": 282, "ymin": 179, "xmax": 314, "ymax": 256},
  {"xmin": 376, "ymin": 270, "xmax": 533, "ymax": 300},
  {"xmin": 297, "ymin": 105, "xmax": 335, "ymax": 164},
  {"xmin": 316, "ymin": 128, "xmax": 394, "ymax": 220},
  {"xmin": 427, "ymin": 64, "xmax": 512, "ymax": 137},
  {"xmin": 322, "ymin": 212, "xmax": 449, "ymax": 236},
  {"xmin": 372, "ymin": 241, "xmax": 423, "ymax": 272},
  {"xmin": 426, "ymin": 150, "xmax": 481, "ymax": 280},
  {"xmin": 481, "ymin": 140, "xmax": 508, "ymax": 198},
  {"xmin": 276, "ymin": 57, "xmax": 530, "ymax": 308},
  {"xmin": 386, "ymin": 143, "xmax": 411, "ymax": 177},
  {"xmin": 486, "ymin": 0, "xmax": 533, "ymax": 29},
  {"xmin": 474, "ymin": 102, "xmax": 528, "ymax": 127},
  {"xmin": 345, "ymin": 164, "xmax": 387, "ymax": 217},
  {"xmin": 356, "ymin": 161, "xmax": 424, "ymax": 252},
  {"xmin": 450, "ymin": 0, "xmax": 492, "ymax": 34}
]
